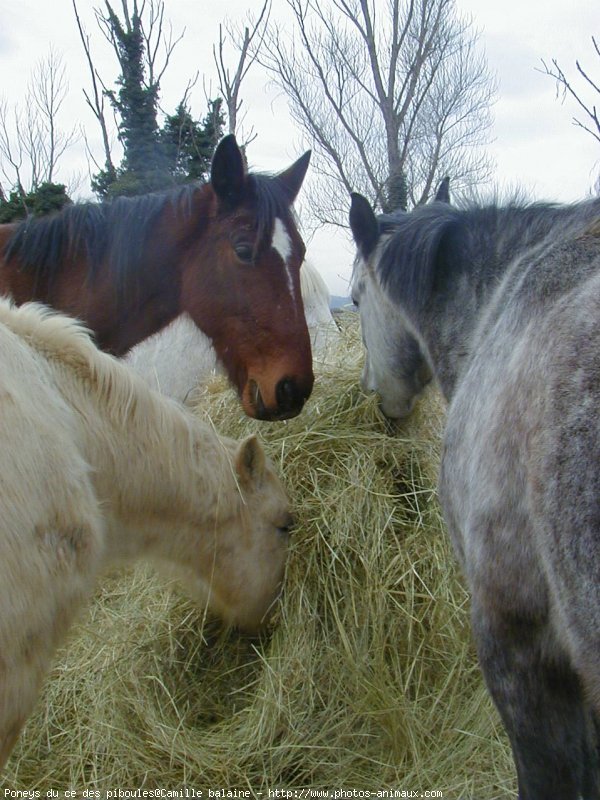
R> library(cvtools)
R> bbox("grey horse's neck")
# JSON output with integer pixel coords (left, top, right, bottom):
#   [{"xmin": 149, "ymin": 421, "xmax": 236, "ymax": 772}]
[{"xmin": 419, "ymin": 199, "xmax": 600, "ymax": 399}]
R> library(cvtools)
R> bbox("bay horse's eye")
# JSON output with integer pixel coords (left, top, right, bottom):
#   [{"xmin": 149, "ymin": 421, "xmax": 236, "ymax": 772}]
[{"xmin": 234, "ymin": 243, "xmax": 255, "ymax": 263}]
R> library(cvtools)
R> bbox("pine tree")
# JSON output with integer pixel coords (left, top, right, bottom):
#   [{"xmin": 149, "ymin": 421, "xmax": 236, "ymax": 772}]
[{"xmin": 160, "ymin": 98, "xmax": 225, "ymax": 183}]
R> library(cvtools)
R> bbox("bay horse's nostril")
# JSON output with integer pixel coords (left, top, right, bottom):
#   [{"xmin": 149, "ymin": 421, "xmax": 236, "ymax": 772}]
[
  {"xmin": 276, "ymin": 377, "xmax": 304, "ymax": 415},
  {"xmin": 248, "ymin": 376, "xmax": 311, "ymax": 420}
]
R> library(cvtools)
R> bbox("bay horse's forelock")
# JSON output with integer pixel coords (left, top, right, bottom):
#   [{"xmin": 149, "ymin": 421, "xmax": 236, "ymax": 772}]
[
  {"xmin": 350, "ymin": 188, "xmax": 600, "ymax": 799},
  {"xmin": 0, "ymin": 136, "xmax": 314, "ymax": 421}
]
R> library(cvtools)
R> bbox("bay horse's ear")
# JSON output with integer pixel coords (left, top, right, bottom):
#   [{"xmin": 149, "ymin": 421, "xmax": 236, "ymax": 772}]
[
  {"xmin": 349, "ymin": 192, "xmax": 379, "ymax": 258},
  {"xmin": 235, "ymin": 435, "xmax": 266, "ymax": 487},
  {"xmin": 276, "ymin": 150, "xmax": 311, "ymax": 204},
  {"xmin": 211, "ymin": 134, "xmax": 246, "ymax": 207},
  {"xmin": 434, "ymin": 177, "xmax": 451, "ymax": 204}
]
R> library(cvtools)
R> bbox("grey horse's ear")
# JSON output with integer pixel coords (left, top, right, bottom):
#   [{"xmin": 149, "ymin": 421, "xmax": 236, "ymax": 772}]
[
  {"xmin": 434, "ymin": 177, "xmax": 450, "ymax": 204},
  {"xmin": 349, "ymin": 192, "xmax": 379, "ymax": 258}
]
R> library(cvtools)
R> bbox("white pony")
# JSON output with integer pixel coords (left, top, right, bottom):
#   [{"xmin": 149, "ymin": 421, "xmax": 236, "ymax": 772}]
[
  {"xmin": 126, "ymin": 260, "xmax": 339, "ymax": 403},
  {"xmin": 0, "ymin": 299, "xmax": 292, "ymax": 770}
]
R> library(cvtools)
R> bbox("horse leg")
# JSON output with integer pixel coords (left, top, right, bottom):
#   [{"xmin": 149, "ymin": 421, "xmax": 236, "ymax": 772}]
[
  {"xmin": 0, "ymin": 600, "xmax": 52, "ymax": 771},
  {"xmin": 0, "ymin": 666, "xmax": 43, "ymax": 771},
  {"xmin": 472, "ymin": 602, "xmax": 592, "ymax": 800},
  {"xmin": 0, "ymin": 721, "xmax": 25, "ymax": 772},
  {"xmin": 0, "ymin": 515, "xmax": 103, "ymax": 772}
]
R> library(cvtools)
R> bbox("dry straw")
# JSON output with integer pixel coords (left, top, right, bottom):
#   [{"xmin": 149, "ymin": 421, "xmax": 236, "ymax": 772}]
[{"xmin": 3, "ymin": 314, "xmax": 515, "ymax": 797}]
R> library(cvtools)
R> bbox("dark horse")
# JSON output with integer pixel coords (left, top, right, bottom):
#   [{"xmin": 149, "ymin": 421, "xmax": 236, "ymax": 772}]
[
  {"xmin": 350, "ymin": 185, "xmax": 600, "ymax": 799},
  {"xmin": 0, "ymin": 135, "xmax": 313, "ymax": 420}
]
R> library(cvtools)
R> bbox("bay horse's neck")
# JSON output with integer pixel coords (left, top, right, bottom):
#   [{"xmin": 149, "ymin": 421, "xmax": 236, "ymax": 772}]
[
  {"xmin": 0, "ymin": 190, "xmax": 212, "ymax": 356},
  {"xmin": 50, "ymin": 257, "xmax": 182, "ymax": 357}
]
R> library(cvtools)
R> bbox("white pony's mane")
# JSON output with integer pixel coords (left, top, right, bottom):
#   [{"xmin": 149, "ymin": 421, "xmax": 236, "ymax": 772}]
[
  {"xmin": 300, "ymin": 259, "xmax": 330, "ymax": 306},
  {"xmin": 0, "ymin": 300, "xmax": 228, "ymax": 467},
  {"xmin": 0, "ymin": 300, "xmax": 153, "ymax": 420},
  {"xmin": 0, "ymin": 299, "xmax": 244, "ymax": 523}
]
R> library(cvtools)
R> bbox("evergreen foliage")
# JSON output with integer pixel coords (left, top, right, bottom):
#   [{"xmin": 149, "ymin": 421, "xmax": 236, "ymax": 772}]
[
  {"xmin": 0, "ymin": 182, "xmax": 71, "ymax": 223},
  {"xmin": 160, "ymin": 98, "xmax": 225, "ymax": 183}
]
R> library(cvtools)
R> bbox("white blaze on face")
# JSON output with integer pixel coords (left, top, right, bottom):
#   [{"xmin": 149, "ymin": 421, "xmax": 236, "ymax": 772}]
[{"xmin": 272, "ymin": 217, "xmax": 295, "ymax": 302}]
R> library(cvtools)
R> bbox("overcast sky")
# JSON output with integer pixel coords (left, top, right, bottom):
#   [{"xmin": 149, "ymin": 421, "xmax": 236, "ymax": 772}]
[{"xmin": 1, "ymin": 0, "xmax": 599, "ymax": 295}]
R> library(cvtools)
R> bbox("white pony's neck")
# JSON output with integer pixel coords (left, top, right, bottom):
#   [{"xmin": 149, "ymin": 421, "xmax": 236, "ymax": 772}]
[
  {"xmin": 75, "ymin": 367, "xmax": 236, "ymax": 567},
  {"xmin": 0, "ymin": 301, "xmax": 237, "ymax": 567},
  {"xmin": 84, "ymin": 393, "xmax": 235, "ymax": 566}
]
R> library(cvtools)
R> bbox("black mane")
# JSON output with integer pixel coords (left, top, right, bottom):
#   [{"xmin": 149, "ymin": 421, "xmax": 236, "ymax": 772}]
[
  {"xmin": 376, "ymin": 197, "xmax": 600, "ymax": 315},
  {"xmin": 377, "ymin": 201, "xmax": 462, "ymax": 314},
  {"xmin": 245, "ymin": 171, "xmax": 299, "ymax": 252},
  {"xmin": 4, "ymin": 189, "xmax": 181, "ymax": 287},
  {"xmin": 3, "ymin": 170, "xmax": 295, "ymax": 290}
]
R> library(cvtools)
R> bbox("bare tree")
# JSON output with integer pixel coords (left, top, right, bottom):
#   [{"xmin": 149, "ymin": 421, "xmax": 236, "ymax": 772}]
[
  {"xmin": 72, "ymin": 0, "xmax": 185, "ymax": 184},
  {"xmin": 0, "ymin": 49, "xmax": 77, "ymax": 198},
  {"xmin": 0, "ymin": 100, "xmax": 27, "ymax": 197},
  {"xmin": 29, "ymin": 49, "xmax": 78, "ymax": 183},
  {"xmin": 213, "ymin": 1, "xmax": 271, "ymax": 146},
  {"xmin": 258, "ymin": 0, "xmax": 495, "ymax": 225},
  {"xmin": 72, "ymin": 0, "xmax": 117, "ymax": 182},
  {"xmin": 540, "ymin": 37, "xmax": 600, "ymax": 146}
]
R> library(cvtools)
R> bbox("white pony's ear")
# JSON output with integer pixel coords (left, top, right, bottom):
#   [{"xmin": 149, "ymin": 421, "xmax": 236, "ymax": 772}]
[
  {"xmin": 349, "ymin": 192, "xmax": 379, "ymax": 257},
  {"xmin": 235, "ymin": 435, "xmax": 266, "ymax": 486},
  {"xmin": 434, "ymin": 177, "xmax": 450, "ymax": 204}
]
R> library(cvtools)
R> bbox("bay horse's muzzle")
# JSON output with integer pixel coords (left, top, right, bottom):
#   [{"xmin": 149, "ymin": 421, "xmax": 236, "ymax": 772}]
[{"xmin": 246, "ymin": 375, "xmax": 313, "ymax": 420}]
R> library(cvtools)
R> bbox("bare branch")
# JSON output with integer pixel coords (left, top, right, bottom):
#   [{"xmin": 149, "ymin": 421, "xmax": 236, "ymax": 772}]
[
  {"xmin": 73, "ymin": 0, "xmax": 117, "ymax": 174},
  {"xmin": 140, "ymin": 0, "xmax": 186, "ymax": 90},
  {"xmin": 214, "ymin": 0, "xmax": 271, "ymax": 141},
  {"xmin": 28, "ymin": 49, "xmax": 78, "ymax": 183},
  {"xmin": 0, "ymin": 100, "xmax": 26, "ymax": 191},
  {"xmin": 539, "ymin": 39, "xmax": 600, "ymax": 147}
]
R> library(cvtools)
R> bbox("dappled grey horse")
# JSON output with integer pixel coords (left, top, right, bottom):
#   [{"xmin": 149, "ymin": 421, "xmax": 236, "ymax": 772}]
[{"xmin": 350, "ymin": 184, "xmax": 600, "ymax": 799}]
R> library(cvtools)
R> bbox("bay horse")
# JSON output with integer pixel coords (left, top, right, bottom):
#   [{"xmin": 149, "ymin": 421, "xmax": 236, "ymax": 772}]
[
  {"xmin": 126, "ymin": 260, "xmax": 340, "ymax": 403},
  {"xmin": 350, "ymin": 186, "xmax": 600, "ymax": 798},
  {"xmin": 0, "ymin": 135, "xmax": 313, "ymax": 421},
  {"xmin": 0, "ymin": 298, "xmax": 293, "ymax": 771}
]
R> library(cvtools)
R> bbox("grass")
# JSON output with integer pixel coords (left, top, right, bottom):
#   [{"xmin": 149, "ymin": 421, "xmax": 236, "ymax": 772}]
[{"xmin": 2, "ymin": 313, "xmax": 516, "ymax": 797}]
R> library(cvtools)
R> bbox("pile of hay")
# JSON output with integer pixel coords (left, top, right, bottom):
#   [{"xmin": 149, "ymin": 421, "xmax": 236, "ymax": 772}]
[{"xmin": 3, "ymin": 314, "xmax": 515, "ymax": 797}]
